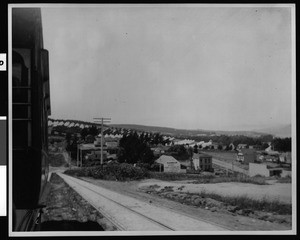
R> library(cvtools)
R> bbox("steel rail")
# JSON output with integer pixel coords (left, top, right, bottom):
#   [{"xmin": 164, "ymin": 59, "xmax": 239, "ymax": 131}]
[{"xmin": 60, "ymin": 173, "xmax": 175, "ymax": 231}]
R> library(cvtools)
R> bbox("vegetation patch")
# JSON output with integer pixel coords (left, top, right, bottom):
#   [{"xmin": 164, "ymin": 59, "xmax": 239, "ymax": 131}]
[
  {"xmin": 141, "ymin": 184, "xmax": 291, "ymax": 224},
  {"xmin": 191, "ymin": 175, "xmax": 268, "ymax": 185},
  {"xmin": 276, "ymin": 176, "xmax": 291, "ymax": 183},
  {"xmin": 197, "ymin": 190, "xmax": 292, "ymax": 215},
  {"xmin": 64, "ymin": 163, "xmax": 149, "ymax": 181},
  {"xmin": 148, "ymin": 172, "xmax": 209, "ymax": 181},
  {"xmin": 49, "ymin": 153, "xmax": 67, "ymax": 167},
  {"xmin": 148, "ymin": 172, "xmax": 268, "ymax": 185}
]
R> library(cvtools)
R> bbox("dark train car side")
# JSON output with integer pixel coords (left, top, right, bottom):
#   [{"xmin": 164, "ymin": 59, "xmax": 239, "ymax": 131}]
[{"xmin": 12, "ymin": 8, "xmax": 51, "ymax": 231}]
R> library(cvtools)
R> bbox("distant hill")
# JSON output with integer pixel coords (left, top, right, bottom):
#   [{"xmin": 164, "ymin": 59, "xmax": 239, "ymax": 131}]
[
  {"xmin": 109, "ymin": 124, "xmax": 268, "ymax": 137},
  {"xmin": 109, "ymin": 124, "xmax": 215, "ymax": 136},
  {"xmin": 213, "ymin": 130, "xmax": 266, "ymax": 138},
  {"xmin": 49, "ymin": 118, "xmax": 284, "ymax": 138},
  {"xmin": 253, "ymin": 124, "xmax": 292, "ymax": 138},
  {"xmin": 48, "ymin": 118, "xmax": 109, "ymax": 128}
]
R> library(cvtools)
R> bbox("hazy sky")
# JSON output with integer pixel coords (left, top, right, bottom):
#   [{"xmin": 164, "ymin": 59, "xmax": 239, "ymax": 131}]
[{"xmin": 41, "ymin": 5, "xmax": 293, "ymax": 131}]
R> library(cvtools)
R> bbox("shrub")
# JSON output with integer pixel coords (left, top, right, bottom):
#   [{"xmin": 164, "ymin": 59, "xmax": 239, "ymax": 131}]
[
  {"xmin": 48, "ymin": 153, "xmax": 66, "ymax": 167},
  {"xmin": 64, "ymin": 162, "xmax": 149, "ymax": 181},
  {"xmin": 277, "ymin": 176, "xmax": 291, "ymax": 183},
  {"xmin": 135, "ymin": 162, "xmax": 151, "ymax": 170},
  {"xmin": 148, "ymin": 172, "xmax": 192, "ymax": 181},
  {"xmin": 150, "ymin": 163, "xmax": 162, "ymax": 172},
  {"xmin": 147, "ymin": 172, "xmax": 268, "ymax": 185},
  {"xmin": 198, "ymin": 191, "xmax": 292, "ymax": 215}
]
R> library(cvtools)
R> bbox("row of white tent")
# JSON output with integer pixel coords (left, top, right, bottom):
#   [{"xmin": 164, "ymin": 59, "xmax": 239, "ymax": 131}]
[
  {"xmin": 174, "ymin": 139, "xmax": 213, "ymax": 148},
  {"xmin": 48, "ymin": 120, "xmax": 90, "ymax": 129},
  {"xmin": 48, "ymin": 120, "xmax": 214, "ymax": 146}
]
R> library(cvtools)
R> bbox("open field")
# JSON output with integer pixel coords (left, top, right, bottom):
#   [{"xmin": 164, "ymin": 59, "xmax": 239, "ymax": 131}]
[{"xmin": 138, "ymin": 179, "xmax": 292, "ymax": 204}]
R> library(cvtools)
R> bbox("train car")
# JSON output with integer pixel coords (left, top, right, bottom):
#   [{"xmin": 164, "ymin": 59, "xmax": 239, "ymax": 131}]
[{"xmin": 12, "ymin": 8, "xmax": 51, "ymax": 231}]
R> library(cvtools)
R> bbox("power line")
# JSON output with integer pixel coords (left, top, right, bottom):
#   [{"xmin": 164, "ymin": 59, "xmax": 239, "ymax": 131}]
[{"xmin": 93, "ymin": 117, "xmax": 111, "ymax": 165}]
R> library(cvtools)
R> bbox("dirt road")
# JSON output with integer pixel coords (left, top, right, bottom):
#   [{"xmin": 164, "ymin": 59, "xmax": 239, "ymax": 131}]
[{"xmin": 212, "ymin": 158, "xmax": 249, "ymax": 175}]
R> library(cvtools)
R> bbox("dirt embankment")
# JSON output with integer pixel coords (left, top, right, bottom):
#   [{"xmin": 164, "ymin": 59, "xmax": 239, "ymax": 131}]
[{"xmin": 41, "ymin": 173, "xmax": 117, "ymax": 231}]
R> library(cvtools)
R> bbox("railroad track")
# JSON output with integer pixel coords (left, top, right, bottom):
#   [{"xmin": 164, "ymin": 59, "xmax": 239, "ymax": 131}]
[
  {"xmin": 57, "ymin": 173, "xmax": 228, "ymax": 231},
  {"xmin": 73, "ymin": 179, "xmax": 175, "ymax": 231},
  {"xmin": 57, "ymin": 173, "xmax": 175, "ymax": 231}
]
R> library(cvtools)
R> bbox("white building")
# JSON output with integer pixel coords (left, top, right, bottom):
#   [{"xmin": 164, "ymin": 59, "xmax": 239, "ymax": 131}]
[
  {"xmin": 249, "ymin": 162, "xmax": 290, "ymax": 177},
  {"xmin": 155, "ymin": 155, "xmax": 186, "ymax": 173}
]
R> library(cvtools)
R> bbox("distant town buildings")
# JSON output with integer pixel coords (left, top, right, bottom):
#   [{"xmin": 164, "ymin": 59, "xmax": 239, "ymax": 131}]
[
  {"xmin": 236, "ymin": 148, "xmax": 256, "ymax": 164},
  {"xmin": 192, "ymin": 153, "xmax": 213, "ymax": 172},
  {"xmin": 249, "ymin": 162, "xmax": 291, "ymax": 178},
  {"xmin": 237, "ymin": 143, "xmax": 248, "ymax": 150}
]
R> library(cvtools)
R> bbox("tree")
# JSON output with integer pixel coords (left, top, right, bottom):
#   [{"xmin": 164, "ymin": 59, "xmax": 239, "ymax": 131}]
[
  {"xmin": 88, "ymin": 126, "xmax": 99, "ymax": 136},
  {"xmin": 65, "ymin": 132, "xmax": 72, "ymax": 149},
  {"xmin": 65, "ymin": 134, "xmax": 78, "ymax": 160},
  {"xmin": 80, "ymin": 128, "xmax": 89, "ymax": 140},
  {"xmin": 193, "ymin": 144, "xmax": 198, "ymax": 153},
  {"xmin": 118, "ymin": 134, "xmax": 154, "ymax": 165},
  {"xmin": 272, "ymin": 138, "xmax": 291, "ymax": 152},
  {"xmin": 163, "ymin": 138, "xmax": 171, "ymax": 146},
  {"xmin": 262, "ymin": 142, "xmax": 270, "ymax": 150}
]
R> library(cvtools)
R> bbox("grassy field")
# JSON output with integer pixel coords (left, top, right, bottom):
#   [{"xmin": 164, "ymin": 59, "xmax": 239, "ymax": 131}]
[
  {"xmin": 198, "ymin": 190, "xmax": 291, "ymax": 215},
  {"xmin": 148, "ymin": 172, "xmax": 267, "ymax": 185}
]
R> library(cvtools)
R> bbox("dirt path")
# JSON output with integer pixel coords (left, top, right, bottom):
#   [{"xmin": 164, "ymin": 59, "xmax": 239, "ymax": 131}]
[
  {"xmin": 79, "ymin": 177, "xmax": 291, "ymax": 231},
  {"xmin": 212, "ymin": 158, "xmax": 249, "ymax": 175}
]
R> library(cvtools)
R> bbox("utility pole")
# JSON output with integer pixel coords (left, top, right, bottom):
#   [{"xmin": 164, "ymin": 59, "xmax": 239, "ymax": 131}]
[{"xmin": 93, "ymin": 117, "xmax": 111, "ymax": 165}]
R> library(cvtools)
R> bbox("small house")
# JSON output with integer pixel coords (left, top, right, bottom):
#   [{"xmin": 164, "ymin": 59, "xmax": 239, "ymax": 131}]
[
  {"xmin": 228, "ymin": 143, "xmax": 235, "ymax": 150},
  {"xmin": 237, "ymin": 149, "xmax": 256, "ymax": 165},
  {"xmin": 236, "ymin": 152, "xmax": 244, "ymax": 162},
  {"xmin": 249, "ymin": 162, "xmax": 291, "ymax": 178},
  {"xmin": 192, "ymin": 153, "xmax": 213, "ymax": 172},
  {"xmin": 151, "ymin": 147, "xmax": 166, "ymax": 157},
  {"xmin": 265, "ymin": 155, "xmax": 279, "ymax": 163},
  {"xmin": 155, "ymin": 155, "xmax": 186, "ymax": 173},
  {"xmin": 237, "ymin": 144, "xmax": 248, "ymax": 150},
  {"xmin": 279, "ymin": 152, "xmax": 291, "ymax": 164}
]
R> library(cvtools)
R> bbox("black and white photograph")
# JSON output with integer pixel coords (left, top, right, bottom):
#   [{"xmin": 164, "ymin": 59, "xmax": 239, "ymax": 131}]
[{"xmin": 8, "ymin": 3, "xmax": 296, "ymax": 236}]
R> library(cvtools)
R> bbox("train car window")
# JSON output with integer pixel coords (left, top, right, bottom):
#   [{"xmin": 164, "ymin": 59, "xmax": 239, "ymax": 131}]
[
  {"xmin": 41, "ymin": 49, "xmax": 51, "ymax": 115},
  {"xmin": 41, "ymin": 49, "xmax": 50, "ymax": 149},
  {"xmin": 12, "ymin": 50, "xmax": 32, "ymax": 148},
  {"xmin": 12, "ymin": 51, "xmax": 29, "ymax": 103}
]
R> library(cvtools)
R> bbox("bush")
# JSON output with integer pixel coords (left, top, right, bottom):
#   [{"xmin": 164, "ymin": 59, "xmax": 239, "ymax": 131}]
[
  {"xmin": 277, "ymin": 176, "xmax": 291, "ymax": 183},
  {"xmin": 148, "ymin": 172, "xmax": 193, "ymax": 181},
  {"xmin": 104, "ymin": 163, "xmax": 149, "ymax": 181},
  {"xmin": 48, "ymin": 153, "xmax": 66, "ymax": 167},
  {"xmin": 150, "ymin": 163, "xmax": 162, "ymax": 172},
  {"xmin": 135, "ymin": 162, "xmax": 151, "ymax": 170},
  {"xmin": 199, "ymin": 191, "xmax": 292, "ymax": 215},
  {"xmin": 147, "ymin": 172, "xmax": 268, "ymax": 185},
  {"xmin": 64, "ymin": 163, "xmax": 149, "ymax": 181}
]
